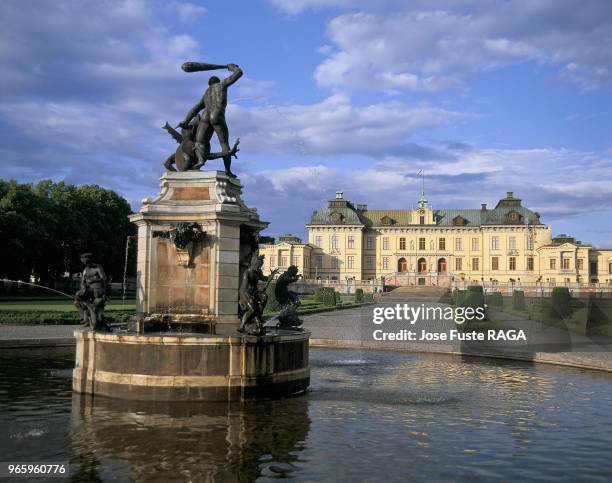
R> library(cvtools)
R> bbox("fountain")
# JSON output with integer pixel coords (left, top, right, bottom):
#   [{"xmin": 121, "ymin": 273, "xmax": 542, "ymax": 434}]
[{"xmin": 72, "ymin": 60, "xmax": 310, "ymax": 401}]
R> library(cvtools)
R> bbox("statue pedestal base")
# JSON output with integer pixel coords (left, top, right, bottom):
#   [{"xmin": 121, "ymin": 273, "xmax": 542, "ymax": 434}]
[
  {"xmin": 129, "ymin": 171, "xmax": 267, "ymax": 335},
  {"xmin": 73, "ymin": 328, "xmax": 310, "ymax": 401}
]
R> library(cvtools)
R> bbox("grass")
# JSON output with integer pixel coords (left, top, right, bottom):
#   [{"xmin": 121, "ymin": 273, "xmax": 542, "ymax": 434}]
[
  {"xmin": 0, "ymin": 295, "xmax": 136, "ymax": 325},
  {"xmin": 0, "ymin": 293, "xmax": 373, "ymax": 325}
]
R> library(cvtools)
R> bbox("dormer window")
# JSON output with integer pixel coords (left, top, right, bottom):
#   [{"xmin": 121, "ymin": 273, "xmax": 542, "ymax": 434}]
[
  {"xmin": 506, "ymin": 210, "xmax": 521, "ymax": 223},
  {"xmin": 453, "ymin": 215, "xmax": 467, "ymax": 226},
  {"xmin": 380, "ymin": 215, "xmax": 395, "ymax": 226},
  {"xmin": 329, "ymin": 211, "xmax": 343, "ymax": 224}
]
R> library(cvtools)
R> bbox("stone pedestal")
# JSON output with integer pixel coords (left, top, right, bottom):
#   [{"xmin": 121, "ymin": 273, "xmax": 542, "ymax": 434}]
[
  {"xmin": 129, "ymin": 171, "xmax": 267, "ymax": 335},
  {"xmin": 73, "ymin": 328, "xmax": 310, "ymax": 401}
]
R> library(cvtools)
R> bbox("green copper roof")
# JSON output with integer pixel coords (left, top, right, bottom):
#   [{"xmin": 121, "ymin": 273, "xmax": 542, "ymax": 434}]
[{"xmin": 309, "ymin": 202, "xmax": 542, "ymax": 227}]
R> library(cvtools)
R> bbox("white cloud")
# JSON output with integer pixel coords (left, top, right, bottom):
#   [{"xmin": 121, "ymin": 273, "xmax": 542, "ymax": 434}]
[
  {"xmin": 273, "ymin": 0, "xmax": 612, "ymax": 91},
  {"xmin": 229, "ymin": 93, "xmax": 463, "ymax": 156},
  {"xmin": 241, "ymin": 145, "xmax": 612, "ymax": 238},
  {"xmin": 171, "ymin": 2, "xmax": 208, "ymax": 23}
]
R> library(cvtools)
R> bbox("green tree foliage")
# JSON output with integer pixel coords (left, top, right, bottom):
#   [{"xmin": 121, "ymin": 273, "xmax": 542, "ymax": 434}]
[
  {"xmin": 354, "ymin": 288, "xmax": 364, "ymax": 303},
  {"xmin": 0, "ymin": 179, "xmax": 135, "ymax": 283}
]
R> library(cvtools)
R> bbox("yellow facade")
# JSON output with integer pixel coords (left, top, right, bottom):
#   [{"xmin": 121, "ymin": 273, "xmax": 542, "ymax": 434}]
[
  {"xmin": 261, "ymin": 191, "xmax": 612, "ymax": 287},
  {"xmin": 259, "ymin": 234, "xmax": 314, "ymax": 278}
]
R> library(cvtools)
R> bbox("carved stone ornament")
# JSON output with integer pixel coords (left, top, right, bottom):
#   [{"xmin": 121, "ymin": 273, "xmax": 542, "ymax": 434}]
[{"xmin": 153, "ymin": 222, "xmax": 206, "ymax": 268}]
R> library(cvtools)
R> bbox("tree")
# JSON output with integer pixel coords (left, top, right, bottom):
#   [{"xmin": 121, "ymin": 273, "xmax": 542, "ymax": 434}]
[{"xmin": 0, "ymin": 179, "xmax": 136, "ymax": 285}]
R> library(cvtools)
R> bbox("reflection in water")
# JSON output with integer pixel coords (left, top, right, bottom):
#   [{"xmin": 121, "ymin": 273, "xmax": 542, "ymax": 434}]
[
  {"xmin": 2, "ymin": 347, "xmax": 612, "ymax": 481},
  {"xmin": 70, "ymin": 395, "xmax": 310, "ymax": 481}
]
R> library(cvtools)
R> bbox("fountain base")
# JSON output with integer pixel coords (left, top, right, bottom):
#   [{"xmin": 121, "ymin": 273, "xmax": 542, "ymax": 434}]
[{"xmin": 72, "ymin": 328, "xmax": 310, "ymax": 401}]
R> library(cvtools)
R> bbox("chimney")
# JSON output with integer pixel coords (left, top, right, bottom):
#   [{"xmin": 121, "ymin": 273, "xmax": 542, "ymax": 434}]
[
  {"xmin": 481, "ymin": 203, "xmax": 487, "ymax": 210},
  {"xmin": 507, "ymin": 191, "xmax": 513, "ymax": 198}
]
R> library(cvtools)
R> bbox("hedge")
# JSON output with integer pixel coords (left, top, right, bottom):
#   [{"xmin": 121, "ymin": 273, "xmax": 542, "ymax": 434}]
[
  {"xmin": 512, "ymin": 290, "xmax": 526, "ymax": 310},
  {"xmin": 488, "ymin": 292, "xmax": 503, "ymax": 307},
  {"xmin": 585, "ymin": 298, "xmax": 612, "ymax": 338},
  {"xmin": 551, "ymin": 287, "xmax": 572, "ymax": 319},
  {"xmin": 314, "ymin": 287, "xmax": 337, "ymax": 306},
  {"xmin": 354, "ymin": 288, "xmax": 364, "ymax": 303},
  {"xmin": 265, "ymin": 281, "xmax": 280, "ymax": 312}
]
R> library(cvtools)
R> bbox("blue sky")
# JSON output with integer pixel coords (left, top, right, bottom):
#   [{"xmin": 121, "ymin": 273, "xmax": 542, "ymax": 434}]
[{"xmin": 1, "ymin": 0, "xmax": 611, "ymax": 246}]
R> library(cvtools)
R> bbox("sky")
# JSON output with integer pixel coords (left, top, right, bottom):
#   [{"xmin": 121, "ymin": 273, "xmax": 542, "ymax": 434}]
[{"xmin": 1, "ymin": 0, "xmax": 612, "ymax": 246}]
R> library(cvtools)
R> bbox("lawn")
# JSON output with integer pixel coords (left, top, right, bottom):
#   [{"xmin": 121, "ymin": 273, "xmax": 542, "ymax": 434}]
[{"xmin": 0, "ymin": 296, "xmax": 136, "ymax": 325}]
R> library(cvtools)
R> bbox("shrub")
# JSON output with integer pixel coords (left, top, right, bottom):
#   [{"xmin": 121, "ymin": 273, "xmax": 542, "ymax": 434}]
[
  {"xmin": 314, "ymin": 287, "xmax": 337, "ymax": 306},
  {"xmin": 551, "ymin": 287, "xmax": 572, "ymax": 319},
  {"xmin": 585, "ymin": 298, "xmax": 612, "ymax": 339},
  {"xmin": 453, "ymin": 289, "xmax": 467, "ymax": 306},
  {"xmin": 354, "ymin": 288, "xmax": 364, "ymax": 303},
  {"xmin": 512, "ymin": 290, "xmax": 526, "ymax": 310},
  {"xmin": 465, "ymin": 285, "xmax": 485, "ymax": 310},
  {"xmin": 488, "ymin": 292, "xmax": 503, "ymax": 307},
  {"xmin": 265, "ymin": 281, "xmax": 280, "ymax": 312},
  {"xmin": 363, "ymin": 293, "xmax": 374, "ymax": 303}
]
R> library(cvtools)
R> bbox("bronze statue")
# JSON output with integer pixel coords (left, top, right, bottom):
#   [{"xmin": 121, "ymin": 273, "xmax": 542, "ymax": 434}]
[
  {"xmin": 275, "ymin": 265, "xmax": 303, "ymax": 330},
  {"xmin": 238, "ymin": 253, "xmax": 278, "ymax": 336},
  {"xmin": 178, "ymin": 62, "xmax": 243, "ymax": 177},
  {"xmin": 74, "ymin": 253, "xmax": 109, "ymax": 331},
  {"xmin": 162, "ymin": 122, "xmax": 240, "ymax": 172}
]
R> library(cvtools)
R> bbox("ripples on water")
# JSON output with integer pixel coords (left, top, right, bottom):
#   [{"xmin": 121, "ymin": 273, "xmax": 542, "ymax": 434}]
[{"xmin": 1, "ymin": 347, "xmax": 612, "ymax": 481}]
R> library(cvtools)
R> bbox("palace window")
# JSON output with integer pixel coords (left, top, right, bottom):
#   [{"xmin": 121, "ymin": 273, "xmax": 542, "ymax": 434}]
[
  {"xmin": 577, "ymin": 259, "xmax": 584, "ymax": 270},
  {"xmin": 315, "ymin": 256, "xmax": 322, "ymax": 269},
  {"xmin": 367, "ymin": 237, "xmax": 375, "ymax": 249},
  {"xmin": 455, "ymin": 238, "xmax": 462, "ymax": 251},
  {"xmin": 331, "ymin": 257, "xmax": 339, "ymax": 269},
  {"xmin": 383, "ymin": 237, "xmax": 389, "ymax": 250},
  {"xmin": 366, "ymin": 256, "xmax": 375, "ymax": 270},
  {"xmin": 419, "ymin": 238, "xmax": 426, "ymax": 250},
  {"xmin": 509, "ymin": 236, "xmax": 516, "ymax": 250},
  {"xmin": 291, "ymin": 256, "xmax": 299, "ymax": 266},
  {"xmin": 472, "ymin": 258, "xmax": 479, "ymax": 271},
  {"xmin": 491, "ymin": 257, "xmax": 499, "ymax": 270},
  {"xmin": 527, "ymin": 236, "xmax": 534, "ymax": 250},
  {"xmin": 270, "ymin": 255, "xmax": 276, "ymax": 267},
  {"xmin": 280, "ymin": 256, "xmax": 288, "ymax": 267},
  {"xmin": 331, "ymin": 235, "xmax": 339, "ymax": 250},
  {"xmin": 527, "ymin": 257, "xmax": 534, "ymax": 271},
  {"xmin": 315, "ymin": 236, "xmax": 323, "ymax": 248},
  {"xmin": 562, "ymin": 258, "xmax": 570, "ymax": 270},
  {"xmin": 590, "ymin": 262, "xmax": 598, "ymax": 274},
  {"xmin": 383, "ymin": 257, "xmax": 389, "ymax": 270},
  {"xmin": 347, "ymin": 256, "xmax": 354, "ymax": 269},
  {"xmin": 491, "ymin": 236, "xmax": 500, "ymax": 250},
  {"xmin": 509, "ymin": 257, "xmax": 516, "ymax": 270},
  {"xmin": 419, "ymin": 215, "xmax": 425, "ymax": 225},
  {"xmin": 399, "ymin": 238, "xmax": 406, "ymax": 250},
  {"xmin": 439, "ymin": 238, "xmax": 446, "ymax": 250},
  {"xmin": 550, "ymin": 259, "xmax": 556, "ymax": 270},
  {"xmin": 348, "ymin": 236, "xmax": 355, "ymax": 249},
  {"xmin": 455, "ymin": 258, "xmax": 463, "ymax": 271},
  {"xmin": 472, "ymin": 238, "xmax": 479, "ymax": 251},
  {"xmin": 609, "ymin": 262, "xmax": 612, "ymax": 275}
]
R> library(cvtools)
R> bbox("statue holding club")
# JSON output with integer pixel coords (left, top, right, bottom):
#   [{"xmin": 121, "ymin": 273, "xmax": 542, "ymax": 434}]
[{"xmin": 163, "ymin": 62, "xmax": 243, "ymax": 176}]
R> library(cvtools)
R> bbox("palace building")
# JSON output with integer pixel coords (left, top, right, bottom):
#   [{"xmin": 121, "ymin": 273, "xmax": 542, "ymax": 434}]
[{"xmin": 260, "ymin": 191, "xmax": 612, "ymax": 287}]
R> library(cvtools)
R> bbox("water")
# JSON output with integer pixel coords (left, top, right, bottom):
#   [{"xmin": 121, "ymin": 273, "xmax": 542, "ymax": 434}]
[{"xmin": 1, "ymin": 348, "xmax": 612, "ymax": 481}]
